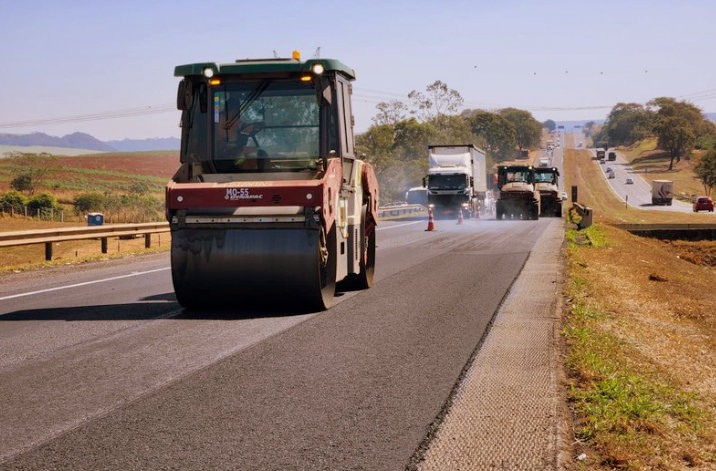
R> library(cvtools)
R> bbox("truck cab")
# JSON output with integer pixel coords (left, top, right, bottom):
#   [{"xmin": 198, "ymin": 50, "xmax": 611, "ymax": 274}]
[{"xmin": 495, "ymin": 165, "xmax": 540, "ymax": 220}]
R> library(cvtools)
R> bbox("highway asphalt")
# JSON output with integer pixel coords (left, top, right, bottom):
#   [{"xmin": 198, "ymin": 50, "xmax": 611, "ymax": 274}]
[{"xmin": 0, "ymin": 215, "xmax": 564, "ymax": 470}]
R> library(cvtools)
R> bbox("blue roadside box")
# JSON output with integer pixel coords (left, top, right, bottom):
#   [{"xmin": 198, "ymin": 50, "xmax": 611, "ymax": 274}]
[{"xmin": 87, "ymin": 212, "xmax": 104, "ymax": 226}]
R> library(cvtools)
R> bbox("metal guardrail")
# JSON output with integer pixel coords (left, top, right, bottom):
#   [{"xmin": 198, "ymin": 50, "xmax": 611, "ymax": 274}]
[
  {"xmin": 377, "ymin": 204, "xmax": 426, "ymax": 218},
  {"xmin": 1, "ymin": 204, "xmax": 429, "ymax": 262},
  {"xmin": 0, "ymin": 222, "xmax": 170, "ymax": 261},
  {"xmin": 614, "ymin": 223, "xmax": 716, "ymax": 241}
]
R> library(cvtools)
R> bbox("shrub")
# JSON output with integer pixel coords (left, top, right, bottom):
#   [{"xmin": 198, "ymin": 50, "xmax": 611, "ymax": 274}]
[
  {"xmin": 0, "ymin": 191, "xmax": 29, "ymax": 212},
  {"xmin": 73, "ymin": 192, "xmax": 107, "ymax": 214},
  {"xmin": 27, "ymin": 193, "xmax": 60, "ymax": 214}
]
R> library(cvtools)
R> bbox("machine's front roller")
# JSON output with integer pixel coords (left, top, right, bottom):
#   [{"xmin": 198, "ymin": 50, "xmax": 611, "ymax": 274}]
[{"xmin": 171, "ymin": 225, "xmax": 337, "ymax": 311}]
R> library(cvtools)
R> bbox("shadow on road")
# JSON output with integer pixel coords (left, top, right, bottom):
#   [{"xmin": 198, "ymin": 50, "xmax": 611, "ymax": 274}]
[{"xmin": 0, "ymin": 292, "xmax": 329, "ymax": 321}]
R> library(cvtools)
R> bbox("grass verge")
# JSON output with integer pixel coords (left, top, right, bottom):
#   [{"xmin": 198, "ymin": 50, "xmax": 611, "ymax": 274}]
[
  {"xmin": 563, "ymin": 224, "xmax": 715, "ymax": 469},
  {"xmin": 561, "ymin": 135, "xmax": 716, "ymax": 469}
]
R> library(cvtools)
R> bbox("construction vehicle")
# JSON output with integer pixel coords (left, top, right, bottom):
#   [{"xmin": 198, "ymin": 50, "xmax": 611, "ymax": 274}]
[
  {"xmin": 534, "ymin": 166, "xmax": 563, "ymax": 217},
  {"xmin": 424, "ymin": 144, "xmax": 486, "ymax": 219},
  {"xmin": 166, "ymin": 51, "xmax": 379, "ymax": 311},
  {"xmin": 495, "ymin": 165, "xmax": 540, "ymax": 220},
  {"xmin": 651, "ymin": 180, "xmax": 673, "ymax": 206}
]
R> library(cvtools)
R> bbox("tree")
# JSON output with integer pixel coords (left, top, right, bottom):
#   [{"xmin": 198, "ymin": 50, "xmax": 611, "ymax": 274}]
[
  {"xmin": 407, "ymin": 80, "xmax": 464, "ymax": 122},
  {"xmin": 694, "ymin": 147, "xmax": 716, "ymax": 196},
  {"xmin": 653, "ymin": 116, "xmax": 696, "ymax": 170},
  {"xmin": 11, "ymin": 175, "xmax": 34, "ymax": 193},
  {"xmin": 648, "ymin": 97, "xmax": 715, "ymax": 168},
  {"xmin": 372, "ymin": 100, "xmax": 408, "ymax": 125},
  {"xmin": 6, "ymin": 152, "xmax": 56, "ymax": 196},
  {"xmin": 542, "ymin": 119, "xmax": 556, "ymax": 132},
  {"xmin": 431, "ymin": 114, "xmax": 474, "ymax": 143},
  {"xmin": 355, "ymin": 123, "xmax": 396, "ymax": 170},
  {"xmin": 468, "ymin": 111, "xmax": 517, "ymax": 161},
  {"xmin": 602, "ymin": 103, "xmax": 654, "ymax": 147},
  {"xmin": 498, "ymin": 108, "xmax": 542, "ymax": 151},
  {"xmin": 647, "ymin": 97, "xmax": 712, "ymax": 136},
  {"xmin": 355, "ymin": 119, "xmax": 439, "ymax": 202}
]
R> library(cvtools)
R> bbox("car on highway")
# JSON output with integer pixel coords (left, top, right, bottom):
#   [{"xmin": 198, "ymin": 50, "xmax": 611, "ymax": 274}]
[
  {"xmin": 693, "ymin": 196, "xmax": 714, "ymax": 212},
  {"xmin": 607, "ymin": 170, "xmax": 615, "ymax": 179},
  {"xmin": 626, "ymin": 176, "xmax": 634, "ymax": 184},
  {"xmin": 605, "ymin": 167, "xmax": 613, "ymax": 173}
]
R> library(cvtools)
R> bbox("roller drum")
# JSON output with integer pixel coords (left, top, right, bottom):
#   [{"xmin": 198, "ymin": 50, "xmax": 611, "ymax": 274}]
[{"xmin": 171, "ymin": 226, "xmax": 335, "ymax": 310}]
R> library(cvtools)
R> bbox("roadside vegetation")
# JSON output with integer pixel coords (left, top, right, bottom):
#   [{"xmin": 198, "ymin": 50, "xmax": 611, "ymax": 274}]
[
  {"xmin": 561, "ymin": 142, "xmax": 716, "ymax": 469},
  {"xmin": 0, "ymin": 151, "xmax": 175, "ymax": 223},
  {"xmin": 0, "ymin": 151, "xmax": 176, "ymax": 273}
]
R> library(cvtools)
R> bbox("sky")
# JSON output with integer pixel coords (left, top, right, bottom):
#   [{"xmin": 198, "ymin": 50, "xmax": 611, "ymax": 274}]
[{"xmin": 1, "ymin": 0, "xmax": 715, "ymax": 141}]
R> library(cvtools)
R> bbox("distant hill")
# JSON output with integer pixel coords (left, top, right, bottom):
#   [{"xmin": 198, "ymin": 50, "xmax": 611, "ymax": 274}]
[
  {"xmin": 106, "ymin": 137, "xmax": 179, "ymax": 152},
  {"xmin": 0, "ymin": 132, "xmax": 179, "ymax": 153},
  {"xmin": 0, "ymin": 132, "xmax": 114, "ymax": 152}
]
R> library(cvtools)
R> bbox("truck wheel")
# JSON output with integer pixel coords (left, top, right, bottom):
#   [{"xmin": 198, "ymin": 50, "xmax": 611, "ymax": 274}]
[
  {"xmin": 531, "ymin": 203, "xmax": 539, "ymax": 220},
  {"xmin": 555, "ymin": 202, "xmax": 562, "ymax": 218}
]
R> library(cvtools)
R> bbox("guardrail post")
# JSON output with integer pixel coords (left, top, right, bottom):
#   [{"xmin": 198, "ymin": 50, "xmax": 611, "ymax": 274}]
[
  {"xmin": 145, "ymin": 233, "xmax": 151, "ymax": 249},
  {"xmin": 45, "ymin": 242, "xmax": 53, "ymax": 261},
  {"xmin": 101, "ymin": 237, "xmax": 108, "ymax": 254}
]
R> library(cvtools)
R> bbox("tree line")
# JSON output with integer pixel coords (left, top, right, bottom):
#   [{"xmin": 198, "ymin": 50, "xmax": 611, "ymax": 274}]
[
  {"xmin": 356, "ymin": 80, "xmax": 545, "ymax": 202},
  {"xmin": 591, "ymin": 98, "xmax": 716, "ymax": 194},
  {"xmin": 359, "ymin": 83, "xmax": 716, "ymax": 200}
]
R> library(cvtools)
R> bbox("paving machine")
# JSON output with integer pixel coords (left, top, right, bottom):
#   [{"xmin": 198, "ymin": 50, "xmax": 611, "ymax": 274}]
[
  {"xmin": 495, "ymin": 165, "xmax": 540, "ymax": 220},
  {"xmin": 166, "ymin": 52, "xmax": 379, "ymax": 310}
]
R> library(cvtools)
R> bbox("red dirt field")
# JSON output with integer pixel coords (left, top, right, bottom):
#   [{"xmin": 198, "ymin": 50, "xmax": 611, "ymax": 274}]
[{"xmin": 53, "ymin": 151, "xmax": 179, "ymax": 179}]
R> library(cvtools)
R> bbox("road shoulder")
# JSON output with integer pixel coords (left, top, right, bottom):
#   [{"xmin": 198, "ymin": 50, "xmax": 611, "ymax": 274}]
[{"xmin": 413, "ymin": 218, "xmax": 566, "ymax": 470}]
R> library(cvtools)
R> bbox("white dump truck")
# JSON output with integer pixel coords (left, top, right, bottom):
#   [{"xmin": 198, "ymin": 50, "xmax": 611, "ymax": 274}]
[{"xmin": 425, "ymin": 144, "xmax": 486, "ymax": 219}]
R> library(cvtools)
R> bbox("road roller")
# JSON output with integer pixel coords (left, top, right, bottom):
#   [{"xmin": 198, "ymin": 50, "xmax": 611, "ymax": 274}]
[{"xmin": 166, "ymin": 51, "xmax": 379, "ymax": 310}]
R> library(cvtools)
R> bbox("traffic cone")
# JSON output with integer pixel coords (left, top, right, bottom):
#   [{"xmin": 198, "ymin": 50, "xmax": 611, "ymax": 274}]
[
  {"xmin": 426, "ymin": 207, "xmax": 435, "ymax": 231},
  {"xmin": 457, "ymin": 208, "xmax": 464, "ymax": 225}
]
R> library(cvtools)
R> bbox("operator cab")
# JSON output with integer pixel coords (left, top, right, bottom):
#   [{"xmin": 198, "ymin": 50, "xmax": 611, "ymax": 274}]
[{"xmin": 174, "ymin": 53, "xmax": 356, "ymax": 182}]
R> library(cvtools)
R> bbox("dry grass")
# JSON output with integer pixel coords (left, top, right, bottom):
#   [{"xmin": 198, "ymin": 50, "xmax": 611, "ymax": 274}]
[
  {"xmin": 0, "ymin": 214, "xmax": 169, "ymax": 274},
  {"xmin": 561, "ymin": 135, "xmax": 716, "ymax": 469}
]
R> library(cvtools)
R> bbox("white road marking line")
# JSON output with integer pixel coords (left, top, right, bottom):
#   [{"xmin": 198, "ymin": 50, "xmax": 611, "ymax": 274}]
[
  {"xmin": 378, "ymin": 220, "xmax": 423, "ymax": 230},
  {"xmin": 0, "ymin": 267, "xmax": 171, "ymax": 301}
]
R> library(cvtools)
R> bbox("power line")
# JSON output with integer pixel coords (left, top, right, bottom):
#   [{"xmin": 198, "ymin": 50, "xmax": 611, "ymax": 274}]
[
  {"xmin": 2, "ymin": 87, "xmax": 712, "ymax": 132},
  {"xmin": 0, "ymin": 104, "xmax": 176, "ymax": 130}
]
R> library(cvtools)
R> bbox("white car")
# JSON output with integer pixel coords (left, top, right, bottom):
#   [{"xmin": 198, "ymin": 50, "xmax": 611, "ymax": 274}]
[{"xmin": 626, "ymin": 176, "xmax": 634, "ymax": 184}]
